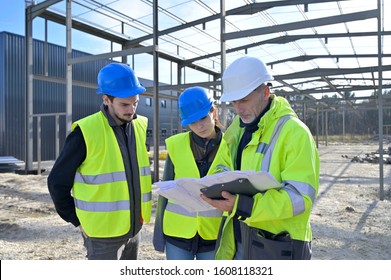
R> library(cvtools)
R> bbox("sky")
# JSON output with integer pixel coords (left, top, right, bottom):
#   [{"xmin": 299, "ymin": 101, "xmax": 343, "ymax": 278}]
[
  {"xmin": 0, "ymin": 0, "xmax": 25, "ymax": 36},
  {"xmin": 0, "ymin": 0, "xmax": 389, "ymax": 98}
]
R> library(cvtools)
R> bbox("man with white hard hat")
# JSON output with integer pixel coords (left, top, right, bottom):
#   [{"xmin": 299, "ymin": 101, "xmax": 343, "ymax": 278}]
[{"xmin": 201, "ymin": 56, "xmax": 320, "ymax": 260}]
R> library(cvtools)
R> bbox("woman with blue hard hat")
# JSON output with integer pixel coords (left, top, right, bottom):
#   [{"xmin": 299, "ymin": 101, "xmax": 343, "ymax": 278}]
[
  {"xmin": 48, "ymin": 63, "xmax": 152, "ymax": 260},
  {"xmin": 153, "ymin": 86, "xmax": 233, "ymax": 260}
]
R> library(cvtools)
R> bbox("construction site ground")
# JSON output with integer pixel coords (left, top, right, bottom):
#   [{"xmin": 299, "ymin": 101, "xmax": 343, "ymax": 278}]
[{"xmin": 0, "ymin": 141, "xmax": 390, "ymax": 260}]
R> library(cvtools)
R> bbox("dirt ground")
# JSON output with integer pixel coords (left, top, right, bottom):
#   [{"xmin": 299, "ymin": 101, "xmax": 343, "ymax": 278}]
[{"xmin": 0, "ymin": 141, "xmax": 390, "ymax": 260}]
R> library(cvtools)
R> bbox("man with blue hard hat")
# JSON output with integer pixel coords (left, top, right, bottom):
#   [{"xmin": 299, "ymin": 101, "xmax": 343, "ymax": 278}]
[{"xmin": 48, "ymin": 63, "xmax": 152, "ymax": 260}]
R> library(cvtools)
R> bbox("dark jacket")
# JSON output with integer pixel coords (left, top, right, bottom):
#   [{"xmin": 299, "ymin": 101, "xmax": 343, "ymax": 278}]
[{"xmin": 47, "ymin": 104, "xmax": 143, "ymax": 239}]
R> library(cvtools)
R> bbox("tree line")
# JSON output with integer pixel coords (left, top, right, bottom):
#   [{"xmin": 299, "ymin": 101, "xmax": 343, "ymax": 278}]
[{"xmin": 279, "ymin": 90, "xmax": 391, "ymax": 138}]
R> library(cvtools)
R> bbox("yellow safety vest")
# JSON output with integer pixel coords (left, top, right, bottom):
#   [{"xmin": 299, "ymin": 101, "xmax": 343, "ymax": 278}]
[
  {"xmin": 163, "ymin": 132, "xmax": 232, "ymax": 240},
  {"xmin": 71, "ymin": 111, "xmax": 152, "ymax": 238},
  {"xmin": 216, "ymin": 95, "xmax": 320, "ymax": 259}
]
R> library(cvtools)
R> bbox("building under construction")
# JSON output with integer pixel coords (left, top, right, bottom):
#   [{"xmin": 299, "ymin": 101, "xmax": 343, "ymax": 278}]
[{"xmin": 0, "ymin": 1, "xmax": 389, "ymax": 196}]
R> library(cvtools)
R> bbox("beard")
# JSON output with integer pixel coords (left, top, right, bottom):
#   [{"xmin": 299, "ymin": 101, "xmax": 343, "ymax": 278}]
[
  {"xmin": 106, "ymin": 102, "xmax": 136, "ymax": 125},
  {"xmin": 115, "ymin": 113, "xmax": 134, "ymax": 124}
]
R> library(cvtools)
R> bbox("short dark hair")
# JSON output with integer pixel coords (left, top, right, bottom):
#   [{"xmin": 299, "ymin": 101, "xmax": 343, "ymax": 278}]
[{"xmin": 105, "ymin": 94, "xmax": 116, "ymax": 102}]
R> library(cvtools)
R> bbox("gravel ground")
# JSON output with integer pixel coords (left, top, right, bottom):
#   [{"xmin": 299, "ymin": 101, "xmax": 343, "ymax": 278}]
[{"xmin": 0, "ymin": 141, "xmax": 390, "ymax": 260}]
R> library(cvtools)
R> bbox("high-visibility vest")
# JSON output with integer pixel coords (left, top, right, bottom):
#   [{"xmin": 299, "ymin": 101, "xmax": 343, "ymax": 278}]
[
  {"xmin": 216, "ymin": 95, "xmax": 320, "ymax": 259},
  {"xmin": 163, "ymin": 132, "xmax": 232, "ymax": 240},
  {"xmin": 71, "ymin": 111, "xmax": 152, "ymax": 238}
]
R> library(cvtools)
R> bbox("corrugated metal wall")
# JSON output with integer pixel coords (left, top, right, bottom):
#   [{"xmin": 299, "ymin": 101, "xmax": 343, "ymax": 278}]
[
  {"xmin": 0, "ymin": 32, "xmax": 27, "ymax": 161},
  {"xmin": 0, "ymin": 32, "xmax": 179, "ymax": 162},
  {"xmin": 0, "ymin": 32, "xmax": 6, "ymax": 156}
]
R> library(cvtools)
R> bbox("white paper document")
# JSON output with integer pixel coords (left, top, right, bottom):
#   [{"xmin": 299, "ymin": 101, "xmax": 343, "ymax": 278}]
[{"xmin": 154, "ymin": 170, "xmax": 280, "ymax": 212}]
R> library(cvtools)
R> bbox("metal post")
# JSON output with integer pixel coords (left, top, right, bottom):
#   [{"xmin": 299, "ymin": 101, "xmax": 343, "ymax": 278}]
[
  {"xmin": 316, "ymin": 105, "xmax": 319, "ymax": 148},
  {"xmin": 44, "ymin": 19, "xmax": 48, "ymax": 76},
  {"xmin": 177, "ymin": 65, "xmax": 182, "ymax": 133},
  {"xmin": 25, "ymin": 4, "xmax": 34, "ymax": 172},
  {"xmin": 377, "ymin": 0, "xmax": 385, "ymax": 200},
  {"xmin": 325, "ymin": 111, "xmax": 328, "ymax": 147},
  {"xmin": 321, "ymin": 111, "xmax": 325, "ymax": 144},
  {"xmin": 220, "ymin": 0, "xmax": 227, "ymax": 128},
  {"xmin": 65, "ymin": 0, "xmax": 72, "ymax": 135},
  {"xmin": 152, "ymin": 0, "xmax": 160, "ymax": 182},
  {"xmin": 55, "ymin": 115, "xmax": 60, "ymax": 158},
  {"xmin": 342, "ymin": 107, "xmax": 345, "ymax": 143},
  {"xmin": 169, "ymin": 62, "xmax": 174, "ymax": 139},
  {"xmin": 37, "ymin": 116, "xmax": 41, "ymax": 175}
]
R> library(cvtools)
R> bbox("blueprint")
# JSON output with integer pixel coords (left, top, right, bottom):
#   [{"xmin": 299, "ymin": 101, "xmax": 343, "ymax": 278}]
[{"xmin": 154, "ymin": 170, "xmax": 280, "ymax": 212}]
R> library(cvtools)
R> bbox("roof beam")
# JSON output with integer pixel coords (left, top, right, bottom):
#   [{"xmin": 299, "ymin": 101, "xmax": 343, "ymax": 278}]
[
  {"xmin": 38, "ymin": 10, "xmax": 220, "ymax": 76},
  {"xmin": 40, "ymin": 9, "xmax": 130, "ymax": 44},
  {"xmin": 321, "ymin": 76, "xmax": 356, "ymax": 108},
  {"xmin": 27, "ymin": 0, "xmax": 62, "ymax": 19},
  {"xmin": 270, "ymin": 54, "xmax": 391, "ymax": 65},
  {"xmin": 294, "ymin": 84, "xmax": 391, "ymax": 96},
  {"xmin": 231, "ymin": 0, "xmax": 349, "ymax": 15},
  {"xmin": 144, "ymin": 81, "xmax": 221, "ymax": 92},
  {"xmin": 68, "ymin": 46, "xmax": 158, "ymax": 65},
  {"xmin": 224, "ymin": 10, "xmax": 378, "ymax": 40},
  {"xmin": 275, "ymin": 65, "xmax": 391, "ymax": 80},
  {"xmin": 276, "ymin": 80, "xmax": 319, "ymax": 102},
  {"xmin": 126, "ymin": 0, "xmax": 346, "ymax": 47},
  {"xmin": 183, "ymin": 32, "xmax": 391, "ymax": 66},
  {"xmin": 262, "ymin": 31, "xmax": 391, "ymax": 44}
]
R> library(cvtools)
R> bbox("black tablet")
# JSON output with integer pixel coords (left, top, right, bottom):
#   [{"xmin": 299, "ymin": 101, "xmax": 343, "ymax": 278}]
[{"xmin": 200, "ymin": 178, "xmax": 258, "ymax": 199}]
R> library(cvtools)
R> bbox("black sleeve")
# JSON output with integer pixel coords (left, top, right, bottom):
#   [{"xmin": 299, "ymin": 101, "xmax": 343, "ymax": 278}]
[
  {"xmin": 47, "ymin": 126, "xmax": 86, "ymax": 227},
  {"xmin": 235, "ymin": 195, "xmax": 254, "ymax": 220},
  {"xmin": 162, "ymin": 155, "xmax": 175, "ymax": 181}
]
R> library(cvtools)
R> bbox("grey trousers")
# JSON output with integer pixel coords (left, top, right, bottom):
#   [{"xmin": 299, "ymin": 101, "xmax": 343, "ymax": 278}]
[{"xmin": 82, "ymin": 232, "xmax": 140, "ymax": 260}]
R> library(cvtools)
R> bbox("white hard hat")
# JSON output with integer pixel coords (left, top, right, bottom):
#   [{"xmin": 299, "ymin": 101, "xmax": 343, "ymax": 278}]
[{"xmin": 220, "ymin": 56, "xmax": 274, "ymax": 102}]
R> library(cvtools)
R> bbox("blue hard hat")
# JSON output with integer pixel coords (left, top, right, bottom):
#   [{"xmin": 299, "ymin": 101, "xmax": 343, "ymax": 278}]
[
  {"xmin": 96, "ymin": 63, "xmax": 146, "ymax": 98},
  {"xmin": 178, "ymin": 86, "xmax": 213, "ymax": 126}
]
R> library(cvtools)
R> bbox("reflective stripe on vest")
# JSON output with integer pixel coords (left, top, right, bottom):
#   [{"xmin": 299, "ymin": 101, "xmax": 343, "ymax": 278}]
[
  {"xmin": 141, "ymin": 166, "xmax": 151, "ymax": 176},
  {"xmin": 260, "ymin": 115, "xmax": 291, "ymax": 172},
  {"xmin": 143, "ymin": 192, "xmax": 152, "ymax": 202},
  {"xmin": 74, "ymin": 199, "xmax": 130, "ymax": 212},
  {"xmin": 258, "ymin": 115, "xmax": 315, "ymax": 215},
  {"xmin": 74, "ymin": 169, "xmax": 152, "ymax": 203},
  {"xmin": 74, "ymin": 170, "xmax": 131, "ymax": 212},
  {"xmin": 74, "ymin": 171, "xmax": 126, "ymax": 184},
  {"xmin": 283, "ymin": 180, "xmax": 317, "ymax": 216}
]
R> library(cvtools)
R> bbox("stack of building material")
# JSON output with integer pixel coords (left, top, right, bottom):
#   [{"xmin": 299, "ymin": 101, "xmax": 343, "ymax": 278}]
[{"xmin": 0, "ymin": 156, "xmax": 24, "ymax": 173}]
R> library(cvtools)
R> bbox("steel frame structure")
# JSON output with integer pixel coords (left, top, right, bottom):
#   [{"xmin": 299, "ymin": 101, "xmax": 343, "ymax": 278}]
[{"xmin": 25, "ymin": 0, "xmax": 387, "ymax": 198}]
